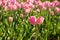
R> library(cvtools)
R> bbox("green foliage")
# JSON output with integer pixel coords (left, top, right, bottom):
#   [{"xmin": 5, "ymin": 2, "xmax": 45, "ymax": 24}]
[
  {"xmin": 0, "ymin": 7, "xmax": 60, "ymax": 40},
  {"xmin": 0, "ymin": 0, "xmax": 60, "ymax": 40}
]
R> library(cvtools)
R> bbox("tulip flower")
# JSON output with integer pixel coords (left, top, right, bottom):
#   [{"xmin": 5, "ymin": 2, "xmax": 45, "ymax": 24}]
[
  {"xmin": 8, "ymin": 4, "xmax": 13, "ymax": 10},
  {"xmin": 49, "ymin": 8, "xmax": 54, "ymax": 15},
  {"xmin": 55, "ymin": 7, "xmax": 60, "ymax": 13},
  {"xmin": 15, "ymin": 2, "xmax": 21, "ymax": 9},
  {"xmin": 37, "ymin": 16, "xmax": 44, "ymax": 24},
  {"xmin": 29, "ymin": 16, "xmax": 37, "ymax": 25},
  {"xmin": 20, "ymin": 13, "xmax": 24, "ymax": 18},
  {"xmin": 50, "ymin": 11, "xmax": 54, "ymax": 15},
  {"xmin": 9, "ymin": 17, "xmax": 13, "ymax": 23},
  {"xmin": 12, "ymin": 5, "xmax": 17, "ymax": 10},
  {"xmin": 34, "ymin": 9, "xmax": 40, "ymax": 12},
  {"xmin": 25, "ymin": 9, "xmax": 31, "ymax": 14}
]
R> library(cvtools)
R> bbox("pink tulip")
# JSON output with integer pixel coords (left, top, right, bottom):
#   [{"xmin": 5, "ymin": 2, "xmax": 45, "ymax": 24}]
[
  {"xmin": 20, "ymin": 13, "xmax": 24, "ymax": 18},
  {"xmin": 15, "ymin": 2, "xmax": 21, "ymax": 9},
  {"xmin": 50, "ymin": 11, "xmax": 54, "ymax": 15},
  {"xmin": 43, "ymin": 1, "xmax": 50, "ymax": 7},
  {"xmin": 53, "ymin": 0, "xmax": 59, "ymax": 6},
  {"xmin": 49, "ymin": 3, "xmax": 55, "ymax": 8},
  {"xmin": 49, "ymin": 8, "xmax": 54, "ymax": 15},
  {"xmin": 12, "ymin": 5, "xmax": 17, "ymax": 10},
  {"xmin": 28, "ymin": 3, "xmax": 35, "ymax": 9},
  {"xmin": 34, "ymin": 9, "xmax": 40, "ymax": 12},
  {"xmin": 37, "ymin": 16, "xmax": 44, "ymax": 24},
  {"xmin": 27, "ymin": 0, "xmax": 35, "ymax": 3},
  {"xmin": 55, "ymin": 7, "xmax": 60, "ymax": 13},
  {"xmin": 41, "ymin": 6, "xmax": 46, "ymax": 10},
  {"xmin": 25, "ymin": 9, "xmax": 31, "ymax": 14},
  {"xmin": 11, "ymin": 0, "xmax": 16, "ymax": 5},
  {"xmin": 2, "ymin": 0, "xmax": 7, "ymax": 6},
  {"xmin": 37, "ymin": 1, "xmax": 42, "ymax": 7},
  {"xmin": 36, "ymin": 0, "xmax": 46, "ymax": 10},
  {"xmin": 8, "ymin": 4, "xmax": 13, "ymax": 10},
  {"xmin": 29, "ymin": 16, "xmax": 37, "ymax": 25},
  {"xmin": 22, "ymin": 2, "xmax": 34, "ymax": 10},
  {"xmin": 48, "ymin": 8, "xmax": 51, "ymax": 12}
]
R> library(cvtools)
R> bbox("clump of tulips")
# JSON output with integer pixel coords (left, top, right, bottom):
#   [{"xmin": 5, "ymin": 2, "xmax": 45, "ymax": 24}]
[
  {"xmin": 0, "ymin": 0, "xmax": 60, "ymax": 40},
  {"xmin": 29, "ymin": 16, "xmax": 44, "ymax": 25}
]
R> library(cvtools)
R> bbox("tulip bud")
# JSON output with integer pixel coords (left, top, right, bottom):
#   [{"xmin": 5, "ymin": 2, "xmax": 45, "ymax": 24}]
[
  {"xmin": 9, "ymin": 17, "xmax": 13, "ymax": 23},
  {"xmin": 50, "ymin": 11, "xmax": 54, "ymax": 15},
  {"xmin": 20, "ymin": 13, "xmax": 24, "ymax": 18},
  {"xmin": 35, "ymin": 9, "xmax": 40, "ymax": 12},
  {"xmin": 25, "ymin": 9, "xmax": 31, "ymax": 14},
  {"xmin": 12, "ymin": 5, "xmax": 17, "ymax": 10}
]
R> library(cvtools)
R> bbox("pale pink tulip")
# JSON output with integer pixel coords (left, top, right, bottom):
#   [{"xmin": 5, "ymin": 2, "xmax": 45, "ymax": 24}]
[
  {"xmin": 49, "ymin": 8, "xmax": 54, "ymax": 15},
  {"xmin": 37, "ymin": 16, "xmax": 44, "ymax": 24},
  {"xmin": 34, "ymin": 9, "xmax": 40, "ymax": 12},
  {"xmin": 9, "ymin": 17, "xmax": 13, "ymax": 23},
  {"xmin": 25, "ymin": 9, "xmax": 31, "ymax": 14},
  {"xmin": 50, "ymin": 11, "xmax": 54, "ymax": 15},
  {"xmin": 20, "ymin": 13, "xmax": 24, "ymax": 18}
]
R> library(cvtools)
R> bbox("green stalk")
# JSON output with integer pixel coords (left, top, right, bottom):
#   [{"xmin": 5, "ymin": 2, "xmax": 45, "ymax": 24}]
[{"xmin": 35, "ymin": 25, "xmax": 40, "ymax": 40}]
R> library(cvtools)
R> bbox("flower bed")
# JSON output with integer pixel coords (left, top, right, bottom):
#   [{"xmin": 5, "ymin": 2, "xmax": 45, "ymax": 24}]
[{"xmin": 0, "ymin": 0, "xmax": 60, "ymax": 40}]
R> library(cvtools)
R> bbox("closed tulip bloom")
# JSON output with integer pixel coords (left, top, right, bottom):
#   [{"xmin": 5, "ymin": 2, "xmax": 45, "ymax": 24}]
[
  {"xmin": 37, "ymin": 16, "xmax": 44, "ymax": 24},
  {"xmin": 50, "ymin": 11, "xmax": 54, "ymax": 15},
  {"xmin": 25, "ymin": 9, "xmax": 31, "ymax": 14},
  {"xmin": 20, "ymin": 13, "xmax": 24, "ymax": 18},
  {"xmin": 29, "ymin": 16, "xmax": 37, "ymax": 25},
  {"xmin": 9, "ymin": 17, "xmax": 13, "ymax": 23},
  {"xmin": 35, "ymin": 9, "xmax": 40, "ymax": 12}
]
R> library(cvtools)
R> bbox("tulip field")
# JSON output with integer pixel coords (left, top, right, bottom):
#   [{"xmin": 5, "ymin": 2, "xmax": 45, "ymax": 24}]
[{"xmin": 0, "ymin": 0, "xmax": 60, "ymax": 40}]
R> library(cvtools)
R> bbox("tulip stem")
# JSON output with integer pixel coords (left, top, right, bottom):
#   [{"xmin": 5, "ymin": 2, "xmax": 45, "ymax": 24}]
[{"xmin": 35, "ymin": 25, "xmax": 40, "ymax": 40}]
